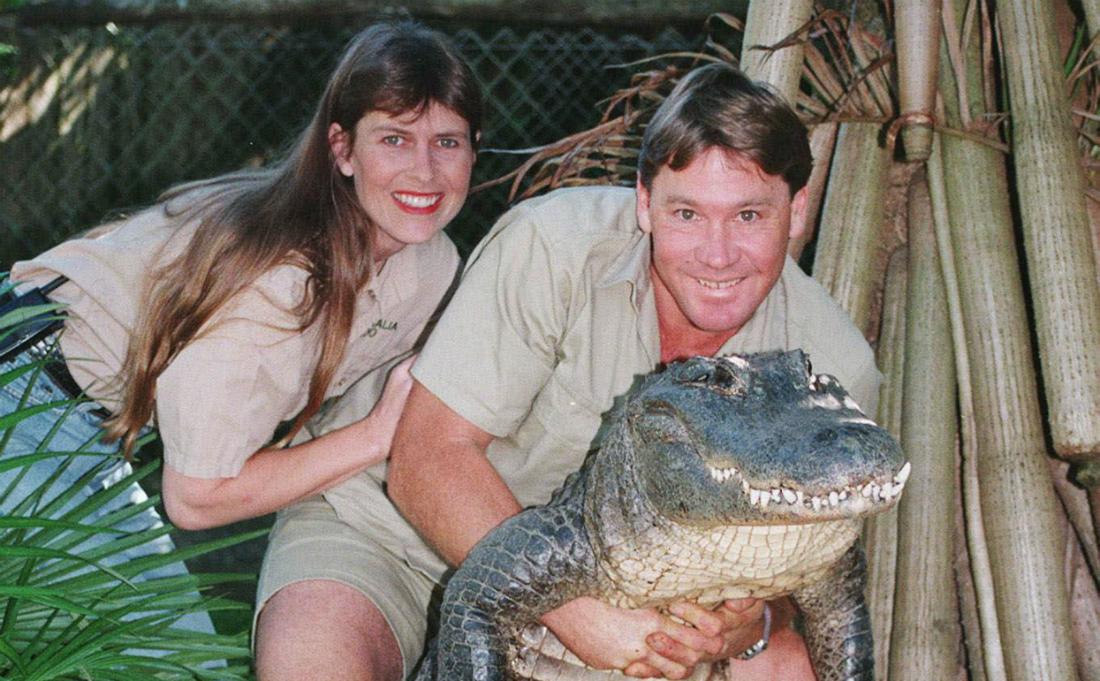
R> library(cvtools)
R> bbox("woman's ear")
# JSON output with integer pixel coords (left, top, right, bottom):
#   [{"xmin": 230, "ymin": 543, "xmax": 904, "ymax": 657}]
[{"xmin": 328, "ymin": 123, "xmax": 354, "ymax": 177}]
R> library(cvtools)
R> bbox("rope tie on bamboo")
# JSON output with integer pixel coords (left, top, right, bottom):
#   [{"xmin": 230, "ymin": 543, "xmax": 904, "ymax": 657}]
[{"xmin": 885, "ymin": 111, "xmax": 937, "ymax": 151}]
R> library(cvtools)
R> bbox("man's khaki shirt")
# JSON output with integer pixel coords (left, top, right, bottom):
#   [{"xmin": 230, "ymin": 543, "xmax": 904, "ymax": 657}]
[{"xmin": 319, "ymin": 186, "xmax": 882, "ymax": 584}]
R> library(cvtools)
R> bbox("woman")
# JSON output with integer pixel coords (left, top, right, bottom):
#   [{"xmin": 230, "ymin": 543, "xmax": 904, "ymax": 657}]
[{"xmin": 2, "ymin": 19, "xmax": 479, "ymax": 642}]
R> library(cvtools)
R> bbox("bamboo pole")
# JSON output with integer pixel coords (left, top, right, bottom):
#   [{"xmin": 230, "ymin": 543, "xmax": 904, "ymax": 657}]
[
  {"xmin": 864, "ymin": 246, "xmax": 907, "ymax": 681},
  {"xmin": 927, "ymin": 134, "xmax": 1004, "ymax": 681},
  {"xmin": 739, "ymin": 0, "xmax": 814, "ymax": 105},
  {"xmin": 893, "ymin": 0, "xmax": 941, "ymax": 161},
  {"xmin": 997, "ymin": 0, "xmax": 1100, "ymax": 460},
  {"xmin": 937, "ymin": 129, "xmax": 1077, "ymax": 681},
  {"xmin": 887, "ymin": 170, "xmax": 958, "ymax": 680},
  {"xmin": 812, "ymin": 122, "xmax": 890, "ymax": 336}
]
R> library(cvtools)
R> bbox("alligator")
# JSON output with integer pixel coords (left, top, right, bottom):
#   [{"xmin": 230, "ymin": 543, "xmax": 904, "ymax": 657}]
[{"xmin": 417, "ymin": 350, "xmax": 908, "ymax": 681}]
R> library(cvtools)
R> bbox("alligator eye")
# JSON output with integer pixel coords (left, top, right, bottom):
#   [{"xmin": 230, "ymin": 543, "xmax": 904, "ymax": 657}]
[{"xmin": 710, "ymin": 361, "xmax": 745, "ymax": 395}]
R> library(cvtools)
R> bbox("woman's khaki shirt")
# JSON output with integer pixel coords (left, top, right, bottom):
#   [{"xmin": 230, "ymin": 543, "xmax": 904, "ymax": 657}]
[{"xmin": 12, "ymin": 202, "xmax": 459, "ymax": 478}]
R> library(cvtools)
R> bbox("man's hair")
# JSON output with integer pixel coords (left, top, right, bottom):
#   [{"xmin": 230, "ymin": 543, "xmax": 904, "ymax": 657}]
[{"xmin": 637, "ymin": 63, "xmax": 811, "ymax": 196}]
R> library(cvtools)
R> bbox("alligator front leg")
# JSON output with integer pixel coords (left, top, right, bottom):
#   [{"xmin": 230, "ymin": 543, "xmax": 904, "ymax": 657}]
[
  {"xmin": 424, "ymin": 502, "xmax": 598, "ymax": 681},
  {"xmin": 790, "ymin": 544, "xmax": 873, "ymax": 681}
]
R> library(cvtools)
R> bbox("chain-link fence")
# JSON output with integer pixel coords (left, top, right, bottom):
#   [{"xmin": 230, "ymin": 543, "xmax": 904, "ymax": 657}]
[{"xmin": 0, "ymin": 16, "xmax": 704, "ymax": 266}]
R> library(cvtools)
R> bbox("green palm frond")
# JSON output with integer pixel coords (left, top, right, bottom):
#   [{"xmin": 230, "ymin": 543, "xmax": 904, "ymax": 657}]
[{"xmin": 0, "ymin": 308, "xmax": 262, "ymax": 680}]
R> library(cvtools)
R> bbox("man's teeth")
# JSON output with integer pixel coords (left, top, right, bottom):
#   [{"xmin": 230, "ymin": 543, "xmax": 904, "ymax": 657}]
[
  {"xmin": 394, "ymin": 192, "xmax": 441, "ymax": 208},
  {"xmin": 696, "ymin": 277, "xmax": 742, "ymax": 289},
  {"xmin": 706, "ymin": 460, "xmax": 912, "ymax": 511}
]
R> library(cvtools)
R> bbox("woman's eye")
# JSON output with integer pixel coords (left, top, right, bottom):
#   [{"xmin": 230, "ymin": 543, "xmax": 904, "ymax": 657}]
[
  {"xmin": 675, "ymin": 208, "xmax": 696, "ymax": 221},
  {"xmin": 738, "ymin": 210, "xmax": 759, "ymax": 222}
]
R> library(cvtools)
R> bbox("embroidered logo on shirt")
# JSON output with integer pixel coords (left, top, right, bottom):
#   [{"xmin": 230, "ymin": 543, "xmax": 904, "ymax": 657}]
[{"xmin": 365, "ymin": 318, "xmax": 398, "ymax": 337}]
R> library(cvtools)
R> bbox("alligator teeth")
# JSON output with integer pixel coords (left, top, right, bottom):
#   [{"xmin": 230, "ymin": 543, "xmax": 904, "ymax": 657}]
[
  {"xmin": 795, "ymin": 490, "xmax": 804, "ymax": 505},
  {"xmin": 750, "ymin": 489, "xmax": 761, "ymax": 505},
  {"xmin": 861, "ymin": 484, "xmax": 874, "ymax": 498},
  {"xmin": 760, "ymin": 493, "xmax": 770, "ymax": 509},
  {"xmin": 839, "ymin": 489, "xmax": 849, "ymax": 501},
  {"xmin": 895, "ymin": 461, "xmax": 912, "ymax": 485},
  {"xmin": 811, "ymin": 496, "xmax": 822, "ymax": 511},
  {"xmin": 829, "ymin": 491, "xmax": 839, "ymax": 506},
  {"xmin": 770, "ymin": 489, "xmax": 781, "ymax": 502},
  {"xmin": 782, "ymin": 488, "xmax": 797, "ymax": 504}
]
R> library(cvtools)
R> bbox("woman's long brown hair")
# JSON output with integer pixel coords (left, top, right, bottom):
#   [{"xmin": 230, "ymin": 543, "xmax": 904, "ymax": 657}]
[{"xmin": 103, "ymin": 21, "xmax": 482, "ymax": 457}]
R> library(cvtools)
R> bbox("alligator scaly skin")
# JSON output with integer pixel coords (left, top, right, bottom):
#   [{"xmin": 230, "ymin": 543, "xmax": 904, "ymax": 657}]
[{"xmin": 417, "ymin": 350, "xmax": 907, "ymax": 681}]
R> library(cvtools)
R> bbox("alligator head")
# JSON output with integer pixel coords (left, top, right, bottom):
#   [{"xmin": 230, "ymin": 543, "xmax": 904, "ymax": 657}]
[{"xmin": 623, "ymin": 349, "xmax": 907, "ymax": 526}]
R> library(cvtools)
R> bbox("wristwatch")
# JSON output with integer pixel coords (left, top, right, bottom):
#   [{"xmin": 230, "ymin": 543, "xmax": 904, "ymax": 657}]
[{"xmin": 734, "ymin": 602, "xmax": 772, "ymax": 661}]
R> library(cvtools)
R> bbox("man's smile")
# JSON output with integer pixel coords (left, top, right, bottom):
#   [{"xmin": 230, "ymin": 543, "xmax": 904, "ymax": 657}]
[{"xmin": 695, "ymin": 276, "xmax": 745, "ymax": 290}]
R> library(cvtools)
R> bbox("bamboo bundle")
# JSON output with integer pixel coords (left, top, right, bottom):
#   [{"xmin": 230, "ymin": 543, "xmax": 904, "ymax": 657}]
[
  {"xmin": 937, "ymin": 130, "xmax": 1077, "ymax": 681},
  {"xmin": 887, "ymin": 170, "xmax": 959, "ymax": 680},
  {"xmin": 864, "ymin": 246, "xmax": 906, "ymax": 681},
  {"xmin": 739, "ymin": 0, "xmax": 814, "ymax": 104},
  {"xmin": 997, "ymin": 0, "xmax": 1100, "ymax": 459},
  {"xmin": 893, "ymin": 1, "xmax": 941, "ymax": 160},
  {"xmin": 811, "ymin": 122, "xmax": 890, "ymax": 336}
]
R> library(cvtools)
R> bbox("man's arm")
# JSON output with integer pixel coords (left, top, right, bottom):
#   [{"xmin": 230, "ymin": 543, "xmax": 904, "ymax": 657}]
[{"xmin": 387, "ymin": 380, "xmax": 520, "ymax": 565}]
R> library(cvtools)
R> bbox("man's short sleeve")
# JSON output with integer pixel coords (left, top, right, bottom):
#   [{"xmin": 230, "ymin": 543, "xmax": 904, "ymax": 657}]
[{"xmin": 413, "ymin": 203, "xmax": 569, "ymax": 437}]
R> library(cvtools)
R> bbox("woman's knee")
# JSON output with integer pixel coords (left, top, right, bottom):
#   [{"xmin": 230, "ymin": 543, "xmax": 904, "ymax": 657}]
[{"xmin": 255, "ymin": 580, "xmax": 403, "ymax": 681}]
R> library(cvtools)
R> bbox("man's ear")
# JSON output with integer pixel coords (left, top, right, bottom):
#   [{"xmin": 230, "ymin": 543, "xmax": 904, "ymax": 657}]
[
  {"xmin": 636, "ymin": 176, "xmax": 653, "ymax": 234},
  {"xmin": 328, "ymin": 123, "xmax": 354, "ymax": 177},
  {"xmin": 788, "ymin": 186, "xmax": 810, "ymax": 242}
]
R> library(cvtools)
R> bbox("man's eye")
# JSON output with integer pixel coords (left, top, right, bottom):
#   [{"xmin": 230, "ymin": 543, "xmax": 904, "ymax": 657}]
[
  {"xmin": 438, "ymin": 138, "xmax": 461, "ymax": 149},
  {"xmin": 675, "ymin": 209, "xmax": 696, "ymax": 221},
  {"xmin": 738, "ymin": 210, "xmax": 759, "ymax": 222},
  {"xmin": 382, "ymin": 135, "xmax": 403, "ymax": 146}
]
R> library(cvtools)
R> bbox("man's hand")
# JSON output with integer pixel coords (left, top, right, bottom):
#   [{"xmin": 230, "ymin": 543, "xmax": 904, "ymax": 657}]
[
  {"xmin": 542, "ymin": 596, "xmax": 802, "ymax": 680},
  {"xmin": 542, "ymin": 597, "xmax": 728, "ymax": 679},
  {"xmin": 644, "ymin": 598, "xmax": 771, "ymax": 667}
]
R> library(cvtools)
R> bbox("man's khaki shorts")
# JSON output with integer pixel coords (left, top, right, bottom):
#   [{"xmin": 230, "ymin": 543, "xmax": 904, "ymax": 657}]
[{"xmin": 254, "ymin": 496, "xmax": 440, "ymax": 677}]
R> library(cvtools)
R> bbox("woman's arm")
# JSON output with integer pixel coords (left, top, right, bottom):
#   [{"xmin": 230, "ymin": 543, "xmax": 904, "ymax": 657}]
[{"xmin": 161, "ymin": 356, "xmax": 413, "ymax": 530}]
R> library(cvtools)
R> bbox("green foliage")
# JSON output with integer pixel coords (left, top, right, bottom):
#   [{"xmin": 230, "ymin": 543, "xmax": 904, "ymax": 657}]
[{"xmin": 0, "ymin": 304, "xmax": 261, "ymax": 680}]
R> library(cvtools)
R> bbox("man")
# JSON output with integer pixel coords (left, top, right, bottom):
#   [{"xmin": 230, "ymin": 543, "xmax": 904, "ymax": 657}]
[{"xmin": 259, "ymin": 63, "xmax": 881, "ymax": 680}]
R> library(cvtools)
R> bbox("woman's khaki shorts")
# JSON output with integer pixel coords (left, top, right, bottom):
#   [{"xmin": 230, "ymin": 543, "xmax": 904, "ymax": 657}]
[{"xmin": 254, "ymin": 496, "xmax": 440, "ymax": 677}]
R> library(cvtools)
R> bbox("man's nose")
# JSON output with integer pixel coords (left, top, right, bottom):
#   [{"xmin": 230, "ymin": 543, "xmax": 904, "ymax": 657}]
[{"xmin": 695, "ymin": 224, "xmax": 739, "ymax": 269}]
